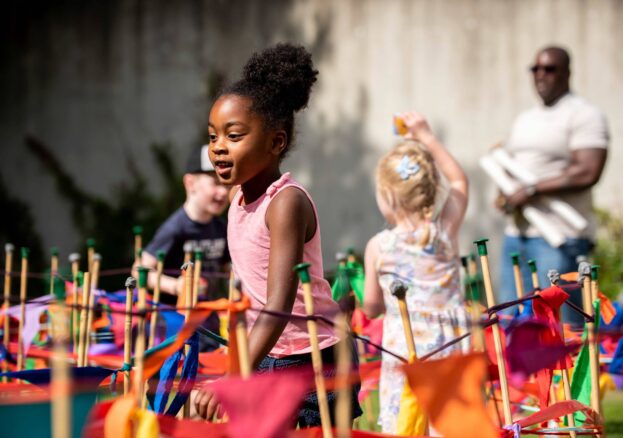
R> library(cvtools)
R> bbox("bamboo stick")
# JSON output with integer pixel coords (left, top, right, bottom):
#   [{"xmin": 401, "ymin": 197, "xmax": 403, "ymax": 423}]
[
  {"xmin": 86, "ymin": 238, "xmax": 95, "ymax": 273},
  {"xmin": 69, "ymin": 253, "xmax": 81, "ymax": 351},
  {"xmin": 461, "ymin": 256, "xmax": 484, "ymax": 352},
  {"xmin": 474, "ymin": 239, "xmax": 513, "ymax": 425},
  {"xmin": 192, "ymin": 249, "xmax": 202, "ymax": 307},
  {"xmin": 51, "ymin": 276, "xmax": 71, "ymax": 438},
  {"xmin": 77, "ymin": 272, "xmax": 91, "ymax": 367},
  {"xmin": 84, "ymin": 254, "xmax": 101, "ymax": 363},
  {"xmin": 389, "ymin": 281, "xmax": 418, "ymax": 359},
  {"xmin": 181, "ymin": 261, "xmax": 194, "ymax": 418},
  {"xmin": 3, "ymin": 243, "xmax": 14, "ymax": 379},
  {"xmin": 294, "ymin": 263, "xmax": 332, "ymax": 438},
  {"xmin": 123, "ymin": 277, "xmax": 136, "ymax": 395},
  {"xmin": 547, "ymin": 269, "xmax": 576, "ymax": 438},
  {"xmin": 588, "ymin": 265, "xmax": 602, "ymax": 417},
  {"xmin": 49, "ymin": 247, "xmax": 59, "ymax": 341},
  {"xmin": 578, "ymin": 262, "xmax": 601, "ymax": 417},
  {"xmin": 135, "ymin": 267, "xmax": 149, "ymax": 406},
  {"xmin": 230, "ymin": 278, "xmax": 251, "ymax": 378},
  {"xmin": 16, "ymin": 247, "xmax": 29, "ymax": 371},
  {"xmin": 148, "ymin": 251, "xmax": 165, "ymax": 350},
  {"xmin": 335, "ymin": 313, "xmax": 352, "ymax": 438},
  {"xmin": 510, "ymin": 253, "xmax": 525, "ymax": 313},
  {"xmin": 133, "ymin": 226, "xmax": 143, "ymax": 265}
]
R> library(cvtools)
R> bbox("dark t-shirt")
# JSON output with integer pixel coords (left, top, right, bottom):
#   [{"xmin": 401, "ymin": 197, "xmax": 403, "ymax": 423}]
[{"xmin": 144, "ymin": 207, "xmax": 230, "ymax": 302}]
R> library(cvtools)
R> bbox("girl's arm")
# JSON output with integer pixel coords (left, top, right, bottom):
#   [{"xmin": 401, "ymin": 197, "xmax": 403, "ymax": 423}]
[
  {"xmin": 363, "ymin": 234, "xmax": 385, "ymax": 318},
  {"xmin": 246, "ymin": 186, "xmax": 316, "ymax": 369},
  {"xmin": 400, "ymin": 112, "xmax": 469, "ymax": 239}
]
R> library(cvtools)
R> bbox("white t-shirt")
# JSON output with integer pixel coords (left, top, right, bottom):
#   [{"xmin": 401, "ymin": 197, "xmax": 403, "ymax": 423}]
[{"xmin": 505, "ymin": 93, "xmax": 609, "ymax": 240}]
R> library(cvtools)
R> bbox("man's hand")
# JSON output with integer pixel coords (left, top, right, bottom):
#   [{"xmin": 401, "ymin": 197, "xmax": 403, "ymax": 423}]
[
  {"xmin": 194, "ymin": 385, "xmax": 222, "ymax": 420},
  {"xmin": 504, "ymin": 186, "xmax": 534, "ymax": 209}
]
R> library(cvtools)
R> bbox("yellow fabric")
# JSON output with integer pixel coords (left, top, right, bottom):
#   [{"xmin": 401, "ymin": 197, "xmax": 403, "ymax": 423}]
[
  {"xmin": 396, "ymin": 378, "xmax": 428, "ymax": 436},
  {"xmin": 600, "ymin": 373, "xmax": 615, "ymax": 399},
  {"xmin": 105, "ymin": 395, "xmax": 136, "ymax": 438},
  {"xmin": 134, "ymin": 409, "xmax": 160, "ymax": 438}
]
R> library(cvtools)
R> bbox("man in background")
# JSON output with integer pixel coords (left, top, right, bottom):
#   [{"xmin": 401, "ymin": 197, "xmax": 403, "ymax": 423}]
[{"xmin": 498, "ymin": 46, "xmax": 609, "ymax": 323}]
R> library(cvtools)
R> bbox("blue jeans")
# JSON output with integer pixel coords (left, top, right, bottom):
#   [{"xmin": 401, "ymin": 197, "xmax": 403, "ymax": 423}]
[
  {"xmin": 257, "ymin": 343, "xmax": 363, "ymax": 428},
  {"xmin": 499, "ymin": 235, "xmax": 593, "ymax": 326}
]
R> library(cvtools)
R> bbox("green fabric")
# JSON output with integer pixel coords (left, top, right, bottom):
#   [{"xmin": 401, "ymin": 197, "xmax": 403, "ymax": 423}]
[
  {"xmin": 331, "ymin": 261, "xmax": 365, "ymax": 304},
  {"xmin": 568, "ymin": 299, "xmax": 600, "ymax": 425}
]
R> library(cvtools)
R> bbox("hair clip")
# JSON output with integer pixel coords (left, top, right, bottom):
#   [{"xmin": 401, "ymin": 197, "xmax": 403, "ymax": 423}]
[{"xmin": 395, "ymin": 155, "xmax": 420, "ymax": 180}]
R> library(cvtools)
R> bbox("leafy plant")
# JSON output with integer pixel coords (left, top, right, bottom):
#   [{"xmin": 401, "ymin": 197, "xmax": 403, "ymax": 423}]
[
  {"xmin": 593, "ymin": 208, "xmax": 623, "ymax": 300},
  {"xmin": 26, "ymin": 136, "xmax": 185, "ymax": 291}
]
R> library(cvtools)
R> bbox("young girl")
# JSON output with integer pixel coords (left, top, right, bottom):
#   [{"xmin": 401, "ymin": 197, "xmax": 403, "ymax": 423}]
[
  {"xmin": 194, "ymin": 43, "xmax": 361, "ymax": 426},
  {"xmin": 363, "ymin": 112, "xmax": 469, "ymax": 434}
]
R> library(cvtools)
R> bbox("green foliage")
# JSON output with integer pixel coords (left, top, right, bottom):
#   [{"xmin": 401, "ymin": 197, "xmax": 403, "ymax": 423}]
[
  {"xmin": 26, "ymin": 136, "xmax": 185, "ymax": 290},
  {"xmin": 593, "ymin": 208, "xmax": 623, "ymax": 300}
]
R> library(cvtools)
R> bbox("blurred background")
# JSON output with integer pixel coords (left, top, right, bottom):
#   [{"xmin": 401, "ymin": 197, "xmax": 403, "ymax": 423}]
[{"xmin": 1, "ymin": 0, "xmax": 622, "ymax": 293}]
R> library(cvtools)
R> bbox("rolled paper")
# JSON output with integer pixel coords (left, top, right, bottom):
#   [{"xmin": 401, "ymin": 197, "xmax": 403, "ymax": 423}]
[
  {"xmin": 491, "ymin": 148, "xmax": 539, "ymax": 186},
  {"xmin": 522, "ymin": 206, "xmax": 566, "ymax": 248},
  {"xmin": 479, "ymin": 155, "xmax": 521, "ymax": 196},
  {"xmin": 545, "ymin": 199, "xmax": 588, "ymax": 232}
]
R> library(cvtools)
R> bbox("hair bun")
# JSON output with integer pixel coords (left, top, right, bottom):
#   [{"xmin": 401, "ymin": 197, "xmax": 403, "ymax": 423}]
[{"xmin": 241, "ymin": 43, "xmax": 318, "ymax": 114}]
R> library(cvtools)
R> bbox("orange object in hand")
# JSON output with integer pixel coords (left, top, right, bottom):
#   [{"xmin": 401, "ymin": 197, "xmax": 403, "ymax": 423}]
[{"xmin": 394, "ymin": 115, "xmax": 408, "ymax": 136}]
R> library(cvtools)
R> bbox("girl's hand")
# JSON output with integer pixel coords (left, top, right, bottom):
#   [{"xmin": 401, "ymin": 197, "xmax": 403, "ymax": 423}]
[
  {"xmin": 194, "ymin": 385, "xmax": 222, "ymax": 420},
  {"xmin": 399, "ymin": 112, "xmax": 435, "ymax": 145}
]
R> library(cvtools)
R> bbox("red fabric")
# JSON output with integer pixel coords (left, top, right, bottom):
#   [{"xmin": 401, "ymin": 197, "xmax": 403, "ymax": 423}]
[
  {"xmin": 514, "ymin": 400, "xmax": 598, "ymax": 429},
  {"xmin": 209, "ymin": 370, "xmax": 312, "ymax": 438},
  {"xmin": 505, "ymin": 319, "xmax": 581, "ymax": 387},
  {"xmin": 290, "ymin": 428, "xmax": 407, "ymax": 437},
  {"xmin": 531, "ymin": 286, "xmax": 570, "ymax": 409}
]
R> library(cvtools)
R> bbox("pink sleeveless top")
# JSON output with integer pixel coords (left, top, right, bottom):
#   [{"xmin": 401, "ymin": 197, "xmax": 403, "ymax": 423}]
[{"xmin": 228, "ymin": 173, "xmax": 340, "ymax": 357}]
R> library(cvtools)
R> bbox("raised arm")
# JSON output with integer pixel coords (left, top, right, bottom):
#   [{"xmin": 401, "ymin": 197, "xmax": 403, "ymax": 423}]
[{"xmin": 399, "ymin": 112, "xmax": 469, "ymax": 238}]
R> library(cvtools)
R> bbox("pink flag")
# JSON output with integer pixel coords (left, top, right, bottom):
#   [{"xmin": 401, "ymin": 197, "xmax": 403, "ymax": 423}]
[{"xmin": 209, "ymin": 369, "xmax": 312, "ymax": 438}]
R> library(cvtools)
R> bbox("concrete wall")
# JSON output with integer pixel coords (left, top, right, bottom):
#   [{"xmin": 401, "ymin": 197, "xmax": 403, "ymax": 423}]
[{"xmin": 2, "ymin": 0, "xmax": 622, "ymax": 275}]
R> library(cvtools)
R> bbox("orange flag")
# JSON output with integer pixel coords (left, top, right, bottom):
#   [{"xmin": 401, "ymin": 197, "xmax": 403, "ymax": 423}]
[
  {"xmin": 402, "ymin": 353, "xmax": 498, "ymax": 438},
  {"xmin": 598, "ymin": 290, "xmax": 616, "ymax": 324}
]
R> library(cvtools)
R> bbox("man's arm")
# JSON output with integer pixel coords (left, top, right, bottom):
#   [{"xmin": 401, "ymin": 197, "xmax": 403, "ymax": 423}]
[{"xmin": 504, "ymin": 148, "xmax": 607, "ymax": 208}]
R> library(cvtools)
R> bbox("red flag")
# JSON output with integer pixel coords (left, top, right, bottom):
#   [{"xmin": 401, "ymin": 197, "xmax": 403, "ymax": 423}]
[{"xmin": 209, "ymin": 370, "xmax": 312, "ymax": 438}]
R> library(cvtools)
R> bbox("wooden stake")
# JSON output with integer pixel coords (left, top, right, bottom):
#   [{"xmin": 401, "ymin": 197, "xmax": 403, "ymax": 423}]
[
  {"xmin": 335, "ymin": 313, "xmax": 352, "ymax": 438},
  {"xmin": 548, "ymin": 270, "xmax": 576, "ymax": 438},
  {"xmin": 86, "ymin": 238, "xmax": 95, "ymax": 273},
  {"xmin": 3, "ymin": 243, "xmax": 14, "ymax": 379},
  {"xmin": 49, "ymin": 247, "xmax": 59, "ymax": 341},
  {"xmin": 294, "ymin": 263, "xmax": 332, "ymax": 438},
  {"xmin": 230, "ymin": 278, "xmax": 251, "ymax": 378},
  {"xmin": 84, "ymin": 254, "xmax": 101, "ymax": 363},
  {"xmin": 135, "ymin": 268, "xmax": 149, "ymax": 406},
  {"xmin": 389, "ymin": 281, "xmax": 418, "ymax": 359},
  {"xmin": 510, "ymin": 253, "xmax": 525, "ymax": 313},
  {"xmin": 587, "ymin": 264, "xmax": 602, "ymax": 416},
  {"xmin": 51, "ymin": 276, "xmax": 71, "ymax": 438},
  {"xmin": 16, "ymin": 247, "xmax": 29, "ymax": 371},
  {"xmin": 192, "ymin": 249, "xmax": 202, "ymax": 307},
  {"xmin": 181, "ymin": 261, "xmax": 194, "ymax": 418},
  {"xmin": 77, "ymin": 272, "xmax": 91, "ymax": 367},
  {"xmin": 123, "ymin": 277, "xmax": 136, "ymax": 395},
  {"xmin": 148, "ymin": 251, "xmax": 165, "ymax": 350},
  {"xmin": 474, "ymin": 239, "xmax": 513, "ymax": 425},
  {"xmin": 579, "ymin": 262, "xmax": 601, "ymax": 417},
  {"xmin": 133, "ymin": 226, "xmax": 143, "ymax": 265},
  {"xmin": 69, "ymin": 253, "xmax": 81, "ymax": 351},
  {"xmin": 461, "ymin": 256, "xmax": 484, "ymax": 352}
]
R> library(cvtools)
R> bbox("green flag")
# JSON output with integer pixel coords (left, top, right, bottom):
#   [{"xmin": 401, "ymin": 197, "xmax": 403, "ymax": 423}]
[
  {"xmin": 331, "ymin": 261, "xmax": 365, "ymax": 304},
  {"xmin": 569, "ymin": 299, "xmax": 600, "ymax": 425}
]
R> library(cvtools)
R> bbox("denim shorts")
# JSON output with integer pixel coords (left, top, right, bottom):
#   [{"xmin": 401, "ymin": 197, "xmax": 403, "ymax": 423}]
[
  {"xmin": 498, "ymin": 235, "xmax": 593, "ymax": 325},
  {"xmin": 257, "ymin": 343, "xmax": 363, "ymax": 428}
]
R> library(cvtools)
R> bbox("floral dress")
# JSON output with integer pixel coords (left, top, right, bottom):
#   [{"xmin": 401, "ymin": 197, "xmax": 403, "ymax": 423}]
[{"xmin": 375, "ymin": 221, "xmax": 467, "ymax": 434}]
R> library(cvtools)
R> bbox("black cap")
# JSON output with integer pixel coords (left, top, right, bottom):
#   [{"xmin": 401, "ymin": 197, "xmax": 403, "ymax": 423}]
[{"xmin": 185, "ymin": 145, "xmax": 215, "ymax": 174}]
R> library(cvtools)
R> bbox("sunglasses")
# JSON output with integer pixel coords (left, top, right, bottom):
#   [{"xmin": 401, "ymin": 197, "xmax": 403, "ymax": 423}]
[{"xmin": 530, "ymin": 64, "xmax": 558, "ymax": 74}]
